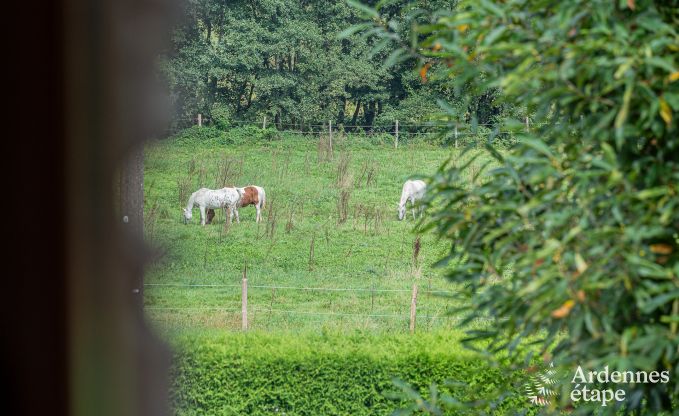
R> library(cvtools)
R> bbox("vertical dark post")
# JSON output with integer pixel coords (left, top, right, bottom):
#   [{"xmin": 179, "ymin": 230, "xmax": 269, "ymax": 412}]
[
  {"xmin": 120, "ymin": 145, "xmax": 144, "ymax": 307},
  {"xmin": 64, "ymin": 0, "xmax": 175, "ymax": 414},
  {"xmin": 394, "ymin": 120, "xmax": 399, "ymax": 148}
]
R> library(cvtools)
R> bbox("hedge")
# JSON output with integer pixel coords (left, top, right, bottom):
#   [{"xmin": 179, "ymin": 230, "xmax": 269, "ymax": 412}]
[{"xmin": 169, "ymin": 330, "xmax": 528, "ymax": 415}]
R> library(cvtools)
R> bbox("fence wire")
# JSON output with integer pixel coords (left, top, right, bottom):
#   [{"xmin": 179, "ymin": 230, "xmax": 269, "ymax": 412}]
[
  {"xmin": 143, "ymin": 279, "xmax": 472, "ymax": 330},
  {"xmin": 144, "ymin": 282, "xmax": 455, "ymax": 295}
]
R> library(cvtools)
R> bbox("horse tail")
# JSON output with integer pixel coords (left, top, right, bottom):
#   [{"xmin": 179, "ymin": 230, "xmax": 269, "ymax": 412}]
[{"xmin": 259, "ymin": 187, "xmax": 266, "ymax": 209}]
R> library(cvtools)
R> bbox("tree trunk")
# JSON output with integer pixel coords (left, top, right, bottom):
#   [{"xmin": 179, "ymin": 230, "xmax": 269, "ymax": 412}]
[
  {"xmin": 235, "ymin": 81, "xmax": 248, "ymax": 114},
  {"xmin": 364, "ymin": 101, "xmax": 376, "ymax": 133},
  {"xmin": 350, "ymin": 100, "xmax": 361, "ymax": 131},
  {"xmin": 244, "ymin": 82, "xmax": 255, "ymax": 110},
  {"xmin": 337, "ymin": 96, "xmax": 346, "ymax": 126}
]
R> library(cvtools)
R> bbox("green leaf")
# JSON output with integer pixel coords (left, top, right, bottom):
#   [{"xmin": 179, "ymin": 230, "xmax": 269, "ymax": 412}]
[
  {"xmin": 641, "ymin": 290, "xmax": 679, "ymax": 313},
  {"xmin": 615, "ymin": 82, "xmax": 634, "ymax": 129},
  {"xmin": 521, "ymin": 137, "xmax": 555, "ymax": 159},
  {"xmin": 346, "ymin": 0, "xmax": 379, "ymax": 18},
  {"xmin": 636, "ymin": 187, "xmax": 668, "ymax": 200},
  {"xmin": 337, "ymin": 23, "xmax": 371, "ymax": 39}
]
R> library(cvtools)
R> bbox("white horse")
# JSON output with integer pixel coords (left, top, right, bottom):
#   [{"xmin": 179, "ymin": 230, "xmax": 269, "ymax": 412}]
[
  {"xmin": 398, "ymin": 179, "xmax": 426, "ymax": 221},
  {"xmin": 183, "ymin": 187, "xmax": 243, "ymax": 225}
]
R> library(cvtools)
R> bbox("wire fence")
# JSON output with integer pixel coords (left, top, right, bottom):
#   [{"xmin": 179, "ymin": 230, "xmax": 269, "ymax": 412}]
[
  {"xmin": 144, "ymin": 282, "xmax": 455, "ymax": 294},
  {"xmin": 143, "ymin": 278, "xmax": 495, "ymax": 332},
  {"xmin": 163, "ymin": 114, "xmax": 541, "ymax": 143}
]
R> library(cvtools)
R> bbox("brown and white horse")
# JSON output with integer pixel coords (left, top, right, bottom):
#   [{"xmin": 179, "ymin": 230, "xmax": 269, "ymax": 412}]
[{"xmin": 206, "ymin": 185, "xmax": 266, "ymax": 223}]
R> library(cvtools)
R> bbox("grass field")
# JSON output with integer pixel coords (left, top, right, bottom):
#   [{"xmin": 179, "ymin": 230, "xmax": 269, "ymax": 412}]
[
  {"xmin": 143, "ymin": 127, "xmax": 489, "ymax": 333},
  {"xmin": 142, "ymin": 127, "xmax": 526, "ymax": 415}
]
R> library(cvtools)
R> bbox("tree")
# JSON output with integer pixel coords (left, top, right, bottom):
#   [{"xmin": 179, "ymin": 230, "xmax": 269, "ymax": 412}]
[
  {"xmin": 356, "ymin": 0, "xmax": 678, "ymax": 413},
  {"xmin": 161, "ymin": 0, "xmax": 473, "ymax": 133}
]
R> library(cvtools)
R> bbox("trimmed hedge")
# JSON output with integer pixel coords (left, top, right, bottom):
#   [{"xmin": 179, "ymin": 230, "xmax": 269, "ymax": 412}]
[{"xmin": 170, "ymin": 331, "xmax": 527, "ymax": 415}]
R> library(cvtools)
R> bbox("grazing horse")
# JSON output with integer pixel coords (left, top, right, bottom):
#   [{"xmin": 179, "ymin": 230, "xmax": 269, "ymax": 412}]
[
  {"xmin": 398, "ymin": 179, "xmax": 426, "ymax": 221},
  {"xmin": 235, "ymin": 186, "xmax": 266, "ymax": 223},
  {"xmin": 207, "ymin": 185, "xmax": 266, "ymax": 223},
  {"xmin": 183, "ymin": 187, "xmax": 243, "ymax": 226}
]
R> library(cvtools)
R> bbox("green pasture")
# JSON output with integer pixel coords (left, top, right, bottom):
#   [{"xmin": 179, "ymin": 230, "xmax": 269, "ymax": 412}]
[{"xmin": 143, "ymin": 127, "xmax": 491, "ymax": 333}]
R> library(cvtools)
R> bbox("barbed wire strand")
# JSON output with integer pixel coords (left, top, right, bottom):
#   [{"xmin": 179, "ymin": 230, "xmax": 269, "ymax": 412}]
[
  {"xmin": 144, "ymin": 282, "xmax": 455, "ymax": 295},
  {"xmin": 144, "ymin": 306, "xmax": 493, "ymax": 321},
  {"xmin": 170, "ymin": 117, "xmax": 543, "ymax": 128}
]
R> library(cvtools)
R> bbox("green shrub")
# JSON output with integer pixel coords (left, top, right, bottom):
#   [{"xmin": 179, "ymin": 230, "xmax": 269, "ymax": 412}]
[
  {"xmin": 355, "ymin": 0, "xmax": 678, "ymax": 413},
  {"xmin": 173, "ymin": 125, "xmax": 225, "ymax": 145},
  {"xmin": 209, "ymin": 104, "xmax": 233, "ymax": 131},
  {"xmin": 223, "ymin": 126, "xmax": 280, "ymax": 145},
  {"xmin": 169, "ymin": 331, "xmax": 527, "ymax": 415}
]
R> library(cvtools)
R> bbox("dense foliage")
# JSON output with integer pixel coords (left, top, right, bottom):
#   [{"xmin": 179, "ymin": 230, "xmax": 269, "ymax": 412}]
[
  {"xmin": 357, "ymin": 0, "xmax": 678, "ymax": 413},
  {"xmin": 170, "ymin": 331, "xmax": 528, "ymax": 415},
  {"xmin": 161, "ymin": 0, "xmax": 510, "ymax": 132}
]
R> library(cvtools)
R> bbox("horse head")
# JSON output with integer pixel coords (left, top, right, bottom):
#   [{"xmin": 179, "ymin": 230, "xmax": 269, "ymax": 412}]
[
  {"xmin": 397, "ymin": 204, "xmax": 406, "ymax": 221},
  {"xmin": 182, "ymin": 207, "xmax": 192, "ymax": 224}
]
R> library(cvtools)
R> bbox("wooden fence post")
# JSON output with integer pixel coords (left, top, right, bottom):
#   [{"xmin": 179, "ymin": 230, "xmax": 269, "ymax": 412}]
[
  {"xmin": 409, "ymin": 283, "xmax": 418, "ymax": 333},
  {"xmin": 197, "ymin": 113, "xmax": 202, "ymax": 127},
  {"xmin": 263, "ymin": 116, "xmax": 267, "ymax": 130},
  {"xmin": 394, "ymin": 120, "xmax": 399, "ymax": 148},
  {"xmin": 242, "ymin": 266, "xmax": 248, "ymax": 331},
  {"xmin": 328, "ymin": 120, "xmax": 333, "ymax": 157},
  {"xmin": 454, "ymin": 124, "xmax": 459, "ymax": 148}
]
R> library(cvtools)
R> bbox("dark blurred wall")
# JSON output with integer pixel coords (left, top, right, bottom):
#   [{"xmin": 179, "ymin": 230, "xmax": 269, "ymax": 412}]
[{"xmin": 3, "ymin": 1, "xmax": 176, "ymax": 415}]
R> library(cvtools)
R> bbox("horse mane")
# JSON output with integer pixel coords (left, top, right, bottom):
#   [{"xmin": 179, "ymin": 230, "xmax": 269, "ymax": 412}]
[
  {"xmin": 185, "ymin": 190, "xmax": 198, "ymax": 211},
  {"xmin": 398, "ymin": 183, "xmax": 410, "ymax": 208}
]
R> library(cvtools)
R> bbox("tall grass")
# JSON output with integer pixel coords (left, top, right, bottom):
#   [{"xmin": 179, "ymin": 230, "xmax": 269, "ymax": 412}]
[{"xmin": 144, "ymin": 131, "xmax": 497, "ymax": 332}]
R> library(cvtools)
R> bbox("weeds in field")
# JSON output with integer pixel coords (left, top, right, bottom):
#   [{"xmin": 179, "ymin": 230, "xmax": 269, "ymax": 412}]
[
  {"xmin": 353, "ymin": 204, "xmax": 385, "ymax": 236},
  {"xmin": 413, "ymin": 236, "xmax": 421, "ymax": 268},
  {"xmin": 187, "ymin": 158, "xmax": 196, "ymax": 176},
  {"xmin": 337, "ymin": 185, "xmax": 352, "ymax": 224},
  {"xmin": 177, "ymin": 176, "xmax": 193, "ymax": 207},
  {"xmin": 357, "ymin": 159, "xmax": 379, "ymax": 188},
  {"xmin": 266, "ymin": 198, "xmax": 279, "ymax": 239},
  {"xmin": 317, "ymin": 134, "xmax": 333, "ymax": 162},
  {"xmin": 270, "ymin": 148, "xmax": 280, "ymax": 174},
  {"xmin": 285, "ymin": 204, "xmax": 294, "ymax": 233},
  {"xmin": 336, "ymin": 151, "xmax": 351, "ymax": 187},
  {"xmin": 278, "ymin": 151, "xmax": 292, "ymax": 181},
  {"xmin": 196, "ymin": 162, "xmax": 208, "ymax": 188},
  {"xmin": 215, "ymin": 154, "xmax": 242, "ymax": 188}
]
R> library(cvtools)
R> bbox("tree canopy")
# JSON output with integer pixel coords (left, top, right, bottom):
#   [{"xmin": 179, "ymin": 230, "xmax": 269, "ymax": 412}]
[{"xmin": 161, "ymin": 0, "xmax": 496, "ymax": 132}]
